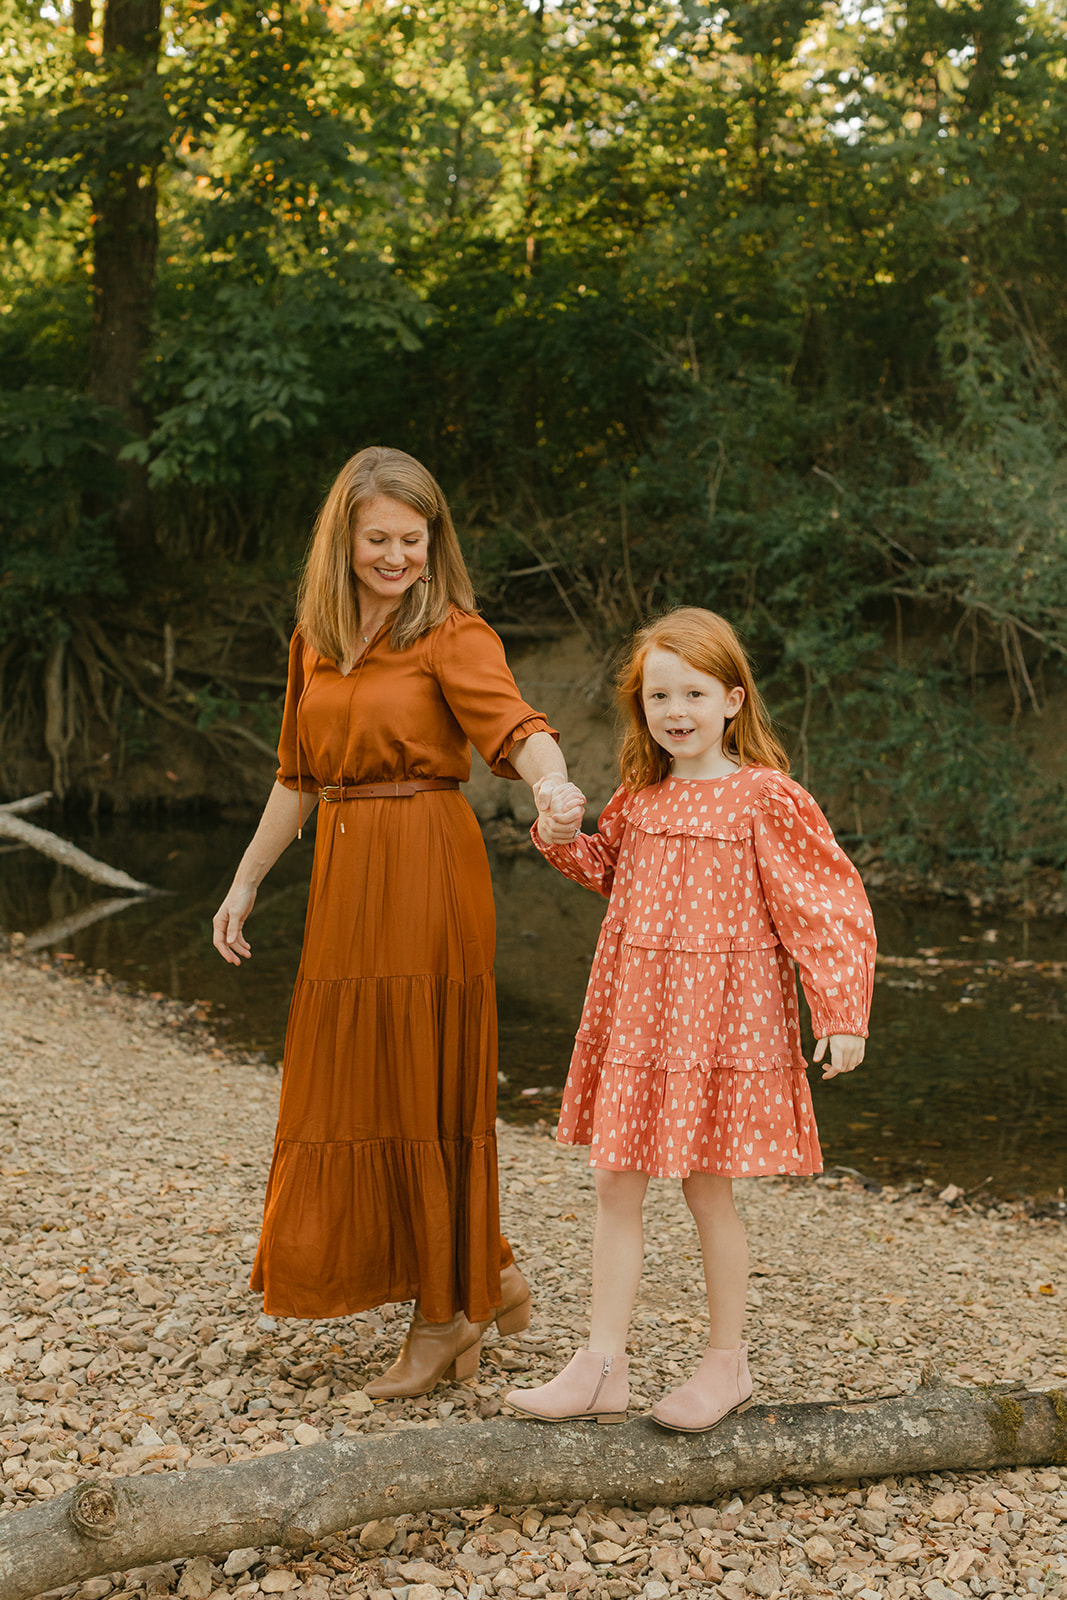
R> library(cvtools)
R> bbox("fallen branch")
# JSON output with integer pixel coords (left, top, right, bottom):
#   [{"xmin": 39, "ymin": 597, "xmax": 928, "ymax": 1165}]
[
  {"xmin": 0, "ymin": 810, "xmax": 158, "ymax": 896},
  {"xmin": 20, "ymin": 896, "xmax": 144, "ymax": 954},
  {"xmin": 1, "ymin": 1383, "xmax": 1063, "ymax": 1600},
  {"xmin": 0, "ymin": 791, "xmax": 52, "ymax": 816}
]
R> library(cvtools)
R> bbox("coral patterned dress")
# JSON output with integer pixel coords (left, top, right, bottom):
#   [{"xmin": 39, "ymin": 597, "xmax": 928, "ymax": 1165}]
[
  {"xmin": 251, "ymin": 608, "xmax": 556, "ymax": 1322},
  {"xmin": 534, "ymin": 768, "xmax": 876, "ymax": 1179}
]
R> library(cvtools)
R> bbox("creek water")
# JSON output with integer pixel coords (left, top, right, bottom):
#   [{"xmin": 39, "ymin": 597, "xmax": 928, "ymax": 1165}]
[{"xmin": 2, "ymin": 811, "xmax": 1065, "ymax": 1203}]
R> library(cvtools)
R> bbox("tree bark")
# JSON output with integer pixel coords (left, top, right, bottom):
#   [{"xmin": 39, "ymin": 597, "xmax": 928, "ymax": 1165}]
[
  {"xmin": 0, "ymin": 811, "xmax": 158, "ymax": 895},
  {"xmin": 89, "ymin": 0, "xmax": 163, "ymax": 554},
  {"xmin": 0, "ymin": 1384, "xmax": 1063, "ymax": 1600}
]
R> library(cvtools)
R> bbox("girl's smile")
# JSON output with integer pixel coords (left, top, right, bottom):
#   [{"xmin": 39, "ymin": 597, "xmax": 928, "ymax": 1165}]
[{"xmin": 641, "ymin": 646, "xmax": 745, "ymax": 779}]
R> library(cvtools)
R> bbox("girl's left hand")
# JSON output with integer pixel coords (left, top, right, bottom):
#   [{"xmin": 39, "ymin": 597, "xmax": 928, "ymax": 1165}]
[{"xmin": 813, "ymin": 1034, "xmax": 865, "ymax": 1078}]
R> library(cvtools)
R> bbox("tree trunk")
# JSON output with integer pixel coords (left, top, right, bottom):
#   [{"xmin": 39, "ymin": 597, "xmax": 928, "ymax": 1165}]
[
  {"xmin": 0, "ymin": 1384, "xmax": 1063, "ymax": 1600},
  {"xmin": 88, "ymin": 0, "xmax": 163, "ymax": 553}
]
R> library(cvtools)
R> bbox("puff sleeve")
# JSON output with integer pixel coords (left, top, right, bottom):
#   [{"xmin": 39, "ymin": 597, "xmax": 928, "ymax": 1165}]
[
  {"xmin": 754, "ymin": 773, "xmax": 876, "ymax": 1039},
  {"xmin": 275, "ymin": 631, "xmax": 320, "ymax": 793},
  {"xmin": 531, "ymin": 786, "xmax": 630, "ymax": 899},
  {"xmin": 430, "ymin": 611, "xmax": 558, "ymax": 779}
]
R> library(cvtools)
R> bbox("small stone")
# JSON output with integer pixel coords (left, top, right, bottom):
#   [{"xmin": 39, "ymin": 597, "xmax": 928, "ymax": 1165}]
[
  {"xmin": 75, "ymin": 1581, "xmax": 114, "ymax": 1600},
  {"xmin": 855, "ymin": 1509, "xmax": 887, "ymax": 1537},
  {"xmin": 650, "ymin": 1548, "xmax": 682, "ymax": 1581},
  {"xmin": 803, "ymin": 1536, "xmax": 836, "ymax": 1568},
  {"xmin": 690, "ymin": 1507, "xmax": 717, "ymax": 1530},
  {"xmin": 929, "ymin": 1492, "xmax": 965, "ymax": 1521},
  {"xmin": 127, "ymin": 1566, "xmax": 179, "ymax": 1595},
  {"xmin": 745, "ymin": 1564, "xmax": 782, "ymax": 1597},
  {"xmin": 292, "ymin": 1423, "xmax": 320, "ymax": 1446},
  {"xmin": 28, "ymin": 1477, "xmax": 54, "ymax": 1498},
  {"xmin": 259, "ymin": 1573, "xmax": 299, "ymax": 1594},
  {"xmin": 643, "ymin": 1584, "xmax": 671, "ymax": 1600},
  {"xmin": 258, "ymin": 1315, "xmax": 279, "ymax": 1333},
  {"xmin": 398, "ymin": 1563, "xmax": 454, "ymax": 1586},
  {"xmin": 223, "ymin": 1549, "xmax": 260, "ymax": 1578},
  {"xmin": 359, "ymin": 1518, "xmax": 396, "ymax": 1551},
  {"xmin": 177, "ymin": 1557, "xmax": 216, "ymax": 1598},
  {"xmin": 336, "ymin": 1390, "xmax": 374, "ymax": 1413},
  {"xmin": 923, "ymin": 1584, "xmax": 960, "ymax": 1600},
  {"xmin": 591, "ymin": 1541, "xmax": 625, "ymax": 1564},
  {"xmin": 407, "ymin": 1587, "xmax": 444, "ymax": 1600},
  {"xmin": 203, "ymin": 1378, "xmax": 233, "ymax": 1399}
]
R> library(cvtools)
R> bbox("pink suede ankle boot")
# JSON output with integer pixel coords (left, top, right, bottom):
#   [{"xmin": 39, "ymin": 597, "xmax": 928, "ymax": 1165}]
[
  {"xmin": 506, "ymin": 1349, "xmax": 629, "ymax": 1424},
  {"xmin": 651, "ymin": 1342, "xmax": 753, "ymax": 1433}
]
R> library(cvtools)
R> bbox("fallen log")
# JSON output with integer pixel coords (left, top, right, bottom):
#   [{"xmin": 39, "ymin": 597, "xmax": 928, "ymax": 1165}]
[
  {"xmin": 0, "ymin": 792, "xmax": 52, "ymax": 817},
  {"xmin": 0, "ymin": 809, "xmax": 158, "ymax": 896},
  {"xmin": 21, "ymin": 896, "xmax": 143, "ymax": 954},
  {"xmin": 2, "ymin": 1383, "xmax": 1064, "ymax": 1600}
]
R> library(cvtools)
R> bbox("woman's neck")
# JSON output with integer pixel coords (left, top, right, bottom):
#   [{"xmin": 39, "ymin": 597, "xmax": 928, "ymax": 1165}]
[{"xmin": 357, "ymin": 597, "xmax": 400, "ymax": 643}]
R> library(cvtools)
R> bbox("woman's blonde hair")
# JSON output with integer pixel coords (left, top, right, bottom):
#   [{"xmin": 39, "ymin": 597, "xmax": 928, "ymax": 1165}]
[
  {"xmin": 617, "ymin": 607, "xmax": 789, "ymax": 793},
  {"xmin": 296, "ymin": 446, "xmax": 476, "ymax": 662}
]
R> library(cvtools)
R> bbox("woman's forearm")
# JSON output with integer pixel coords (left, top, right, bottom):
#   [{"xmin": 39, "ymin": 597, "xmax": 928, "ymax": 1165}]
[
  {"xmin": 509, "ymin": 730, "xmax": 569, "ymax": 795},
  {"xmin": 229, "ymin": 782, "xmax": 318, "ymax": 891}
]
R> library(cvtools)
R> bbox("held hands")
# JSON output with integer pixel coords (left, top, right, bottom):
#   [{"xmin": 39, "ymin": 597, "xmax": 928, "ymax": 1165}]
[
  {"xmin": 211, "ymin": 884, "xmax": 257, "ymax": 966},
  {"xmin": 813, "ymin": 1034, "xmax": 865, "ymax": 1079},
  {"xmin": 534, "ymin": 776, "xmax": 586, "ymax": 845}
]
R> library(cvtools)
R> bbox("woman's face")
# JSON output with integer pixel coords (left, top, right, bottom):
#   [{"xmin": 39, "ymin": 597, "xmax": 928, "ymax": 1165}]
[{"xmin": 351, "ymin": 494, "xmax": 430, "ymax": 609}]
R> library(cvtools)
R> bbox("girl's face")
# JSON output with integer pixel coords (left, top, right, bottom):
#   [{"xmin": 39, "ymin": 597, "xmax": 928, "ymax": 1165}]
[
  {"xmin": 641, "ymin": 646, "xmax": 745, "ymax": 776},
  {"xmin": 351, "ymin": 494, "xmax": 430, "ymax": 610}
]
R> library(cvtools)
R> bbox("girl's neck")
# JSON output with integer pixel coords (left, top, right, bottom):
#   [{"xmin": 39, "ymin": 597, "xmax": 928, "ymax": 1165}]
[{"xmin": 669, "ymin": 747, "xmax": 742, "ymax": 782}]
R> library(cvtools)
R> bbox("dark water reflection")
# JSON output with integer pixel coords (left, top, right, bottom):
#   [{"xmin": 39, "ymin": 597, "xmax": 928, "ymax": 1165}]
[{"xmin": 2, "ymin": 811, "xmax": 1065, "ymax": 1201}]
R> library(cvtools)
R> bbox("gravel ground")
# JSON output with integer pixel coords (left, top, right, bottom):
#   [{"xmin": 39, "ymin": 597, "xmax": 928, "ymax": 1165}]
[{"xmin": 0, "ymin": 954, "xmax": 1064, "ymax": 1600}]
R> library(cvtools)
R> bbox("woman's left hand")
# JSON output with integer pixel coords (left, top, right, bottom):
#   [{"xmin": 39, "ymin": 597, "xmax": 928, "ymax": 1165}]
[{"xmin": 813, "ymin": 1034, "xmax": 865, "ymax": 1078}]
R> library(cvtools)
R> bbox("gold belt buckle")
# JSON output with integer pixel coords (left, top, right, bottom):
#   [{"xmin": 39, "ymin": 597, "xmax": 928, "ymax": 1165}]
[{"xmin": 320, "ymin": 784, "xmax": 342, "ymax": 803}]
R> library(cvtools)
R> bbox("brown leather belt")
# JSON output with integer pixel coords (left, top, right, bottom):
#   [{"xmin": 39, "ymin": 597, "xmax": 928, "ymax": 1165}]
[{"xmin": 319, "ymin": 778, "xmax": 460, "ymax": 802}]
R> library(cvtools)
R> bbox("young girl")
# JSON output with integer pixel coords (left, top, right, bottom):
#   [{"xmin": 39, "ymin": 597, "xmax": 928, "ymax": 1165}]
[{"xmin": 507, "ymin": 607, "xmax": 875, "ymax": 1432}]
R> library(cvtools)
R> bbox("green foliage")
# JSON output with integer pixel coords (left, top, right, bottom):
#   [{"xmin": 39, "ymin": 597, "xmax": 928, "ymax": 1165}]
[
  {"xmin": 0, "ymin": 387, "xmax": 126, "ymax": 644},
  {"xmin": 1, "ymin": 0, "xmax": 1066, "ymax": 870}
]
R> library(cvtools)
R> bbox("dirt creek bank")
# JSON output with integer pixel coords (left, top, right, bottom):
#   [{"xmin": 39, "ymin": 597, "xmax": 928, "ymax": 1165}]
[{"xmin": 0, "ymin": 956, "xmax": 1065, "ymax": 1600}]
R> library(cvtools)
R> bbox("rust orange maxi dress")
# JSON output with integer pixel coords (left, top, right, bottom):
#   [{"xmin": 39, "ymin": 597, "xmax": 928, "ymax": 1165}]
[{"xmin": 250, "ymin": 607, "xmax": 556, "ymax": 1323}]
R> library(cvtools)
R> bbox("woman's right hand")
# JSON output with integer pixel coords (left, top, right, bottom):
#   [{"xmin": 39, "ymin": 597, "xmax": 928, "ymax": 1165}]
[{"xmin": 212, "ymin": 884, "xmax": 257, "ymax": 966}]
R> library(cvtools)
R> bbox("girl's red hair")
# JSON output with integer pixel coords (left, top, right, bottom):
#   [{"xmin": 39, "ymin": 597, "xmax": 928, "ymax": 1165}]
[{"xmin": 617, "ymin": 607, "xmax": 789, "ymax": 793}]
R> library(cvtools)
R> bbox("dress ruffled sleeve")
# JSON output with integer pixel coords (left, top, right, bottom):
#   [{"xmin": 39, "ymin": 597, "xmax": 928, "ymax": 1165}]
[
  {"xmin": 431, "ymin": 611, "xmax": 558, "ymax": 779},
  {"xmin": 531, "ymin": 786, "xmax": 630, "ymax": 899},
  {"xmin": 276, "ymin": 631, "xmax": 320, "ymax": 793},
  {"xmin": 753, "ymin": 773, "xmax": 876, "ymax": 1039}
]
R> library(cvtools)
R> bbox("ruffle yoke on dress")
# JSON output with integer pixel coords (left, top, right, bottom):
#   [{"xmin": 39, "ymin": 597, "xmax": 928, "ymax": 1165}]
[{"xmin": 533, "ymin": 767, "xmax": 875, "ymax": 1179}]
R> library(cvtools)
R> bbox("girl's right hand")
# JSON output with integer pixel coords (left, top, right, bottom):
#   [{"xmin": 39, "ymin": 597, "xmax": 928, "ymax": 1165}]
[{"xmin": 212, "ymin": 885, "xmax": 257, "ymax": 966}]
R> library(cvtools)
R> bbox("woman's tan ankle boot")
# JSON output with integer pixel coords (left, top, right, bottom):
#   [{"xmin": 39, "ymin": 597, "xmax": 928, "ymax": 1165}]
[
  {"xmin": 651, "ymin": 1342, "xmax": 753, "ymax": 1433},
  {"xmin": 363, "ymin": 1310, "xmax": 482, "ymax": 1400},
  {"xmin": 505, "ymin": 1348, "xmax": 628, "ymax": 1424},
  {"xmin": 493, "ymin": 1261, "xmax": 531, "ymax": 1335}
]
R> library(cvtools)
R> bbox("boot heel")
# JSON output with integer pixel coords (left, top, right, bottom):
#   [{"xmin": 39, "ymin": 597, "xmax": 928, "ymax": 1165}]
[
  {"xmin": 445, "ymin": 1336, "xmax": 482, "ymax": 1381},
  {"xmin": 496, "ymin": 1294, "xmax": 531, "ymax": 1336},
  {"xmin": 736, "ymin": 1396, "xmax": 754, "ymax": 1414},
  {"xmin": 596, "ymin": 1411, "xmax": 627, "ymax": 1425}
]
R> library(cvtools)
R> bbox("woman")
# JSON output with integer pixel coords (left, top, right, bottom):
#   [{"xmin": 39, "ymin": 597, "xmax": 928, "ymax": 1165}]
[{"xmin": 212, "ymin": 446, "xmax": 583, "ymax": 1397}]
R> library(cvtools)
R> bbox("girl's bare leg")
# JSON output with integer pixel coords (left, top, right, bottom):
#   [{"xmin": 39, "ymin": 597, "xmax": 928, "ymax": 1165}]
[
  {"xmin": 504, "ymin": 1167, "xmax": 646, "ymax": 1421},
  {"xmin": 588, "ymin": 1168, "xmax": 649, "ymax": 1355},
  {"xmin": 681, "ymin": 1173, "xmax": 749, "ymax": 1346},
  {"xmin": 648, "ymin": 1173, "xmax": 752, "ymax": 1431}
]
